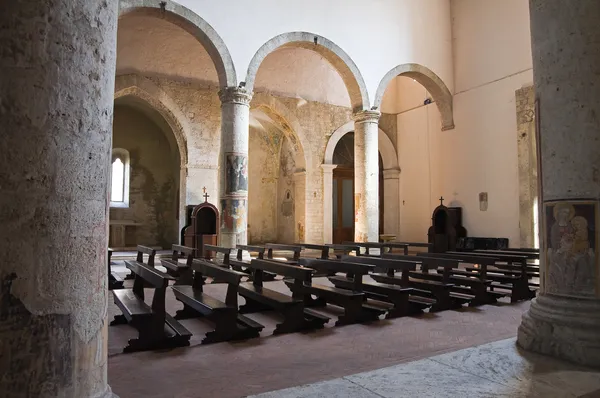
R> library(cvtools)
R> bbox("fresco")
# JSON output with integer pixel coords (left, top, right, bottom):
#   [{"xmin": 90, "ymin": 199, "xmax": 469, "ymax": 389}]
[
  {"xmin": 226, "ymin": 154, "xmax": 248, "ymax": 194},
  {"xmin": 544, "ymin": 200, "xmax": 598, "ymax": 298},
  {"xmin": 221, "ymin": 198, "xmax": 247, "ymax": 233}
]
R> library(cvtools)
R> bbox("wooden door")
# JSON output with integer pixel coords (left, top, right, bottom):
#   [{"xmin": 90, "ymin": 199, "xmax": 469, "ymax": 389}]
[{"xmin": 333, "ymin": 168, "xmax": 354, "ymax": 244}]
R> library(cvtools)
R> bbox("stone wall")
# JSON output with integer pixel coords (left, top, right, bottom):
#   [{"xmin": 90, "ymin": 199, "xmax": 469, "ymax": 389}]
[
  {"xmin": 115, "ymin": 74, "xmax": 391, "ymax": 244},
  {"xmin": 111, "ymin": 104, "xmax": 180, "ymax": 247}
]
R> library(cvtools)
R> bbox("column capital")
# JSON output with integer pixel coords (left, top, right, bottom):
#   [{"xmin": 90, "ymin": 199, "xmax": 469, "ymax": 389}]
[
  {"xmin": 218, "ymin": 86, "xmax": 253, "ymax": 106},
  {"xmin": 383, "ymin": 168, "xmax": 401, "ymax": 179},
  {"xmin": 352, "ymin": 109, "xmax": 381, "ymax": 124},
  {"xmin": 321, "ymin": 163, "xmax": 338, "ymax": 173}
]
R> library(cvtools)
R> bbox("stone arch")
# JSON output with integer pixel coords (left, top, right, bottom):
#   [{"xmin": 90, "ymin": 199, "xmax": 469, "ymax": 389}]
[
  {"xmin": 245, "ymin": 32, "xmax": 370, "ymax": 113},
  {"xmin": 374, "ymin": 63, "xmax": 454, "ymax": 131},
  {"xmin": 114, "ymin": 75, "xmax": 188, "ymax": 167},
  {"xmin": 119, "ymin": 0, "xmax": 237, "ymax": 87},
  {"xmin": 324, "ymin": 121, "xmax": 399, "ymax": 170},
  {"xmin": 114, "ymin": 75, "xmax": 190, "ymax": 232},
  {"xmin": 250, "ymin": 93, "xmax": 308, "ymax": 170},
  {"xmin": 322, "ymin": 121, "xmax": 401, "ymax": 243}
]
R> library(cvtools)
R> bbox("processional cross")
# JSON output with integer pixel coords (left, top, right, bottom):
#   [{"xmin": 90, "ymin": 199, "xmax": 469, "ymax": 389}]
[{"xmin": 202, "ymin": 187, "xmax": 210, "ymax": 203}]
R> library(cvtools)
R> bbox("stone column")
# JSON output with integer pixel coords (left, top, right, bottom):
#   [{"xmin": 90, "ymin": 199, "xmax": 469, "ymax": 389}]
[
  {"xmin": 322, "ymin": 164, "xmax": 338, "ymax": 244},
  {"xmin": 0, "ymin": 1, "xmax": 118, "ymax": 397},
  {"xmin": 353, "ymin": 110, "xmax": 381, "ymax": 242},
  {"xmin": 293, "ymin": 171, "xmax": 307, "ymax": 243},
  {"xmin": 218, "ymin": 87, "xmax": 253, "ymax": 248},
  {"xmin": 383, "ymin": 168, "xmax": 401, "ymax": 237},
  {"xmin": 517, "ymin": 0, "xmax": 600, "ymax": 367}
]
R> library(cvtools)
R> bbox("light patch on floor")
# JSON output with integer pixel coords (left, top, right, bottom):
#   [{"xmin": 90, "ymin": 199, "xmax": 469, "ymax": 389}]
[{"xmin": 248, "ymin": 338, "xmax": 600, "ymax": 398}]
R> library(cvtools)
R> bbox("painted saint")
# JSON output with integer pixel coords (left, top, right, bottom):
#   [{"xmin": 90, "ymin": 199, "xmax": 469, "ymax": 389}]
[{"xmin": 545, "ymin": 201, "xmax": 597, "ymax": 298}]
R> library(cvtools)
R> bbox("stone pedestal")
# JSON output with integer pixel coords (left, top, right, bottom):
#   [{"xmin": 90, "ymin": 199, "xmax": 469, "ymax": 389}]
[
  {"xmin": 0, "ymin": 0, "xmax": 118, "ymax": 396},
  {"xmin": 517, "ymin": 0, "xmax": 600, "ymax": 368},
  {"xmin": 353, "ymin": 110, "xmax": 381, "ymax": 242},
  {"xmin": 218, "ymin": 87, "xmax": 253, "ymax": 248}
]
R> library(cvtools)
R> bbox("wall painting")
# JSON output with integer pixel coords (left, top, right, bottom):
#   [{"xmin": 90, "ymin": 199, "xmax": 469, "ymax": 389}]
[
  {"xmin": 544, "ymin": 200, "xmax": 598, "ymax": 298},
  {"xmin": 226, "ymin": 154, "xmax": 248, "ymax": 194}
]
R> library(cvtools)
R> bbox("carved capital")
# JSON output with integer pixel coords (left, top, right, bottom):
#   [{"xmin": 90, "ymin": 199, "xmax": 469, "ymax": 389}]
[
  {"xmin": 218, "ymin": 86, "xmax": 253, "ymax": 106},
  {"xmin": 352, "ymin": 109, "xmax": 381, "ymax": 124}
]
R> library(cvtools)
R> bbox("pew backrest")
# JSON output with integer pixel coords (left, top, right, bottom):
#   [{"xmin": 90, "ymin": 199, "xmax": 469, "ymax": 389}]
[
  {"xmin": 136, "ymin": 245, "xmax": 156, "ymax": 266},
  {"xmin": 125, "ymin": 260, "xmax": 172, "ymax": 289},
  {"xmin": 235, "ymin": 244, "xmax": 265, "ymax": 260},
  {"xmin": 192, "ymin": 259, "xmax": 244, "ymax": 285},
  {"xmin": 297, "ymin": 243, "xmax": 330, "ymax": 259},
  {"xmin": 171, "ymin": 244, "xmax": 195, "ymax": 265},
  {"xmin": 326, "ymin": 244, "xmax": 361, "ymax": 256},
  {"xmin": 298, "ymin": 258, "xmax": 372, "ymax": 275},
  {"xmin": 248, "ymin": 259, "xmax": 313, "ymax": 282},
  {"xmin": 204, "ymin": 245, "xmax": 233, "ymax": 264},
  {"xmin": 265, "ymin": 243, "xmax": 302, "ymax": 261},
  {"xmin": 341, "ymin": 255, "xmax": 418, "ymax": 272}
]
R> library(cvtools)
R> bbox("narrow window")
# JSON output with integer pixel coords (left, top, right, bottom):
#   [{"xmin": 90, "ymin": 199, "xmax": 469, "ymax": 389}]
[{"xmin": 110, "ymin": 149, "xmax": 130, "ymax": 208}]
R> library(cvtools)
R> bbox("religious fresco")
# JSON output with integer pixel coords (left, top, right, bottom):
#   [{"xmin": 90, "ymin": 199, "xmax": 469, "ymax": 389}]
[
  {"xmin": 220, "ymin": 198, "xmax": 247, "ymax": 233},
  {"xmin": 544, "ymin": 200, "xmax": 598, "ymax": 298},
  {"xmin": 225, "ymin": 154, "xmax": 248, "ymax": 194}
]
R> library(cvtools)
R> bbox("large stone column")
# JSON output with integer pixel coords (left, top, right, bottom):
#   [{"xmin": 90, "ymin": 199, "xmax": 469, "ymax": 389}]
[
  {"xmin": 218, "ymin": 87, "xmax": 253, "ymax": 247},
  {"xmin": 517, "ymin": 0, "xmax": 600, "ymax": 367},
  {"xmin": 322, "ymin": 164, "xmax": 338, "ymax": 244},
  {"xmin": 0, "ymin": 1, "xmax": 118, "ymax": 397},
  {"xmin": 353, "ymin": 110, "xmax": 381, "ymax": 242}
]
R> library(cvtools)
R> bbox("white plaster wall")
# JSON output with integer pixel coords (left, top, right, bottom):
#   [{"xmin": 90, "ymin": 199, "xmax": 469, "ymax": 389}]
[
  {"xmin": 173, "ymin": 0, "xmax": 454, "ymax": 103},
  {"xmin": 395, "ymin": 0, "xmax": 533, "ymax": 245},
  {"xmin": 452, "ymin": 0, "xmax": 532, "ymax": 93},
  {"xmin": 381, "ymin": 76, "xmax": 430, "ymax": 114}
]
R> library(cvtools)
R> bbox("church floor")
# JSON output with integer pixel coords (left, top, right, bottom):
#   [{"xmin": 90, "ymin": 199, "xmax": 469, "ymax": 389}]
[
  {"xmin": 107, "ymin": 265, "xmax": 539, "ymax": 398},
  {"xmin": 249, "ymin": 337, "xmax": 600, "ymax": 398}
]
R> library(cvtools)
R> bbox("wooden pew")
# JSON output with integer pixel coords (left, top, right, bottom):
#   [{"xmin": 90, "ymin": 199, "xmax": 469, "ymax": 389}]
[
  {"xmin": 108, "ymin": 248, "xmax": 124, "ymax": 290},
  {"xmin": 238, "ymin": 259, "xmax": 330, "ymax": 333},
  {"xmin": 419, "ymin": 252, "xmax": 531, "ymax": 302},
  {"xmin": 124, "ymin": 245, "xmax": 156, "ymax": 280},
  {"xmin": 390, "ymin": 242, "xmax": 433, "ymax": 254},
  {"xmin": 302, "ymin": 258, "xmax": 412, "ymax": 319},
  {"xmin": 343, "ymin": 241, "xmax": 390, "ymax": 256},
  {"xmin": 337, "ymin": 255, "xmax": 438, "ymax": 313},
  {"xmin": 347, "ymin": 255, "xmax": 465, "ymax": 312},
  {"xmin": 384, "ymin": 243, "xmax": 410, "ymax": 255},
  {"xmin": 264, "ymin": 243, "xmax": 303, "ymax": 263},
  {"xmin": 160, "ymin": 244, "xmax": 195, "ymax": 285},
  {"xmin": 230, "ymin": 245, "xmax": 278, "ymax": 281},
  {"xmin": 171, "ymin": 259, "xmax": 264, "ymax": 343},
  {"xmin": 296, "ymin": 243, "xmax": 331, "ymax": 260},
  {"xmin": 325, "ymin": 244, "xmax": 362, "ymax": 259},
  {"xmin": 203, "ymin": 244, "xmax": 233, "ymax": 267},
  {"xmin": 382, "ymin": 253, "xmax": 494, "ymax": 306},
  {"xmin": 110, "ymin": 260, "xmax": 191, "ymax": 352},
  {"xmin": 283, "ymin": 258, "xmax": 385, "ymax": 325}
]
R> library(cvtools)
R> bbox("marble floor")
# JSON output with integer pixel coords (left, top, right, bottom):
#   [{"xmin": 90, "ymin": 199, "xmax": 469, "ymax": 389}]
[{"xmin": 248, "ymin": 338, "xmax": 600, "ymax": 398}]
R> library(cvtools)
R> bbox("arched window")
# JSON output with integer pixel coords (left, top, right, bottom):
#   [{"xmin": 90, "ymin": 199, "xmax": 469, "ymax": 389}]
[{"xmin": 110, "ymin": 148, "xmax": 130, "ymax": 208}]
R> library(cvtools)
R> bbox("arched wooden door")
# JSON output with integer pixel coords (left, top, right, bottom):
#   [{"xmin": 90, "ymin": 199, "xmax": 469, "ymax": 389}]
[{"xmin": 332, "ymin": 133, "xmax": 383, "ymax": 244}]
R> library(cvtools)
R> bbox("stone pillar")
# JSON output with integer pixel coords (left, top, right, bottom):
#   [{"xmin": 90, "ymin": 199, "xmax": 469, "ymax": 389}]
[
  {"xmin": 0, "ymin": 1, "xmax": 118, "ymax": 397},
  {"xmin": 293, "ymin": 171, "xmax": 307, "ymax": 243},
  {"xmin": 322, "ymin": 164, "xmax": 338, "ymax": 244},
  {"xmin": 383, "ymin": 168, "xmax": 401, "ymax": 237},
  {"xmin": 218, "ymin": 87, "xmax": 253, "ymax": 248},
  {"xmin": 353, "ymin": 110, "xmax": 381, "ymax": 242},
  {"xmin": 517, "ymin": 0, "xmax": 600, "ymax": 367}
]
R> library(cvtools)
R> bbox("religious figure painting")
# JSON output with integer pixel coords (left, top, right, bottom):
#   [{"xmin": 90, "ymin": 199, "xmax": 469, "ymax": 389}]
[
  {"xmin": 544, "ymin": 200, "xmax": 598, "ymax": 298},
  {"xmin": 226, "ymin": 154, "xmax": 248, "ymax": 194},
  {"xmin": 221, "ymin": 198, "xmax": 247, "ymax": 233}
]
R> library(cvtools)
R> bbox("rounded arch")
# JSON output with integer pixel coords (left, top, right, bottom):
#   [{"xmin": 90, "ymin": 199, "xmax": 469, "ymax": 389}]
[
  {"xmin": 250, "ymin": 93, "xmax": 308, "ymax": 170},
  {"xmin": 374, "ymin": 63, "xmax": 455, "ymax": 131},
  {"xmin": 245, "ymin": 32, "xmax": 370, "ymax": 113},
  {"xmin": 119, "ymin": 0, "xmax": 236, "ymax": 87},
  {"xmin": 114, "ymin": 75, "xmax": 188, "ymax": 167},
  {"xmin": 324, "ymin": 121, "xmax": 399, "ymax": 171}
]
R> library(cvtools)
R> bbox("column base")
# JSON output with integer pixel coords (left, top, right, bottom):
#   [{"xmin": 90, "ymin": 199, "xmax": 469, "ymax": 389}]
[
  {"xmin": 93, "ymin": 385, "xmax": 119, "ymax": 398},
  {"xmin": 517, "ymin": 294, "xmax": 600, "ymax": 368}
]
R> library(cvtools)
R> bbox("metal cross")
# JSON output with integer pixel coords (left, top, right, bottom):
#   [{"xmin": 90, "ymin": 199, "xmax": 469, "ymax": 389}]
[{"xmin": 202, "ymin": 187, "xmax": 209, "ymax": 202}]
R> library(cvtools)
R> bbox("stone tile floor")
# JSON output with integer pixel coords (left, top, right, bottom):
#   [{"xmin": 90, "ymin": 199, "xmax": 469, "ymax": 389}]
[{"xmin": 248, "ymin": 338, "xmax": 600, "ymax": 398}]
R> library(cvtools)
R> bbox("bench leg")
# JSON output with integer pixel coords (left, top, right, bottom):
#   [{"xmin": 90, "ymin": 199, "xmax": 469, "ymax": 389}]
[
  {"xmin": 510, "ymin": 279, "xmax": 535, "ymax": 302},
  {"xmin": 174, "ymin": 303, "xmax": 204, "ymax": 320},
  {"xmin": 385, "ymin": 297, "xmax": 410, "ymax": 319},
  {"xmin": 110, "ymin": 314, "xmax": 128, "ymax": 326},
  {"xmin": 239, "ymin": 297, "xmax": 272, "ymax": 314},
  {"xmin": 174, "ymin": 269, "xmax": 194, "ymax": 286},
  {"xmin": 336, "ymin": 298, "xmax": 380, "ymax": 326},
  {"xmin": 274, "ymin": 304, "xmax": 306, "ymax": 334}
]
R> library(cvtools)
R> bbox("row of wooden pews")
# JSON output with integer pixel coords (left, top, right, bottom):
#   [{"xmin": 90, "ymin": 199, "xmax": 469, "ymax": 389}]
[{"xmin": 107, "ymin": 242, "xmax": 539, "ymax": 353}]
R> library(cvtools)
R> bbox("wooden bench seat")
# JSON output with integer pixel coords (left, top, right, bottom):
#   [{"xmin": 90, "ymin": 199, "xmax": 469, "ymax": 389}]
[
  {"xmin": 171, "ymin": 259, "xmax": 263, "ymax": 344},
  {"xmin": 110, "ymin": 260, "xmax": 191, "ymax": 353},
  {"xmin": 289, "ymin": 258, "xmax": 385, "ymax": 324},
  {"xmin": 238, "ymin": 259, "xmax": 330, "ymax": 334},
  {"xmin": 161, "ymin": 244, "xmax": 195, "ymax": 285},
  {"xmin": 345, "ymin": 255, "xmax": 466, "ymax": 312}
]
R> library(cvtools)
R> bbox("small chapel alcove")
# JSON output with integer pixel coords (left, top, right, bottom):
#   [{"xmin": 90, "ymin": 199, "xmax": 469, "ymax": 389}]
[{"xmin": 109, "ymin": 98, "xmax": 181, "ymax": 250}]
